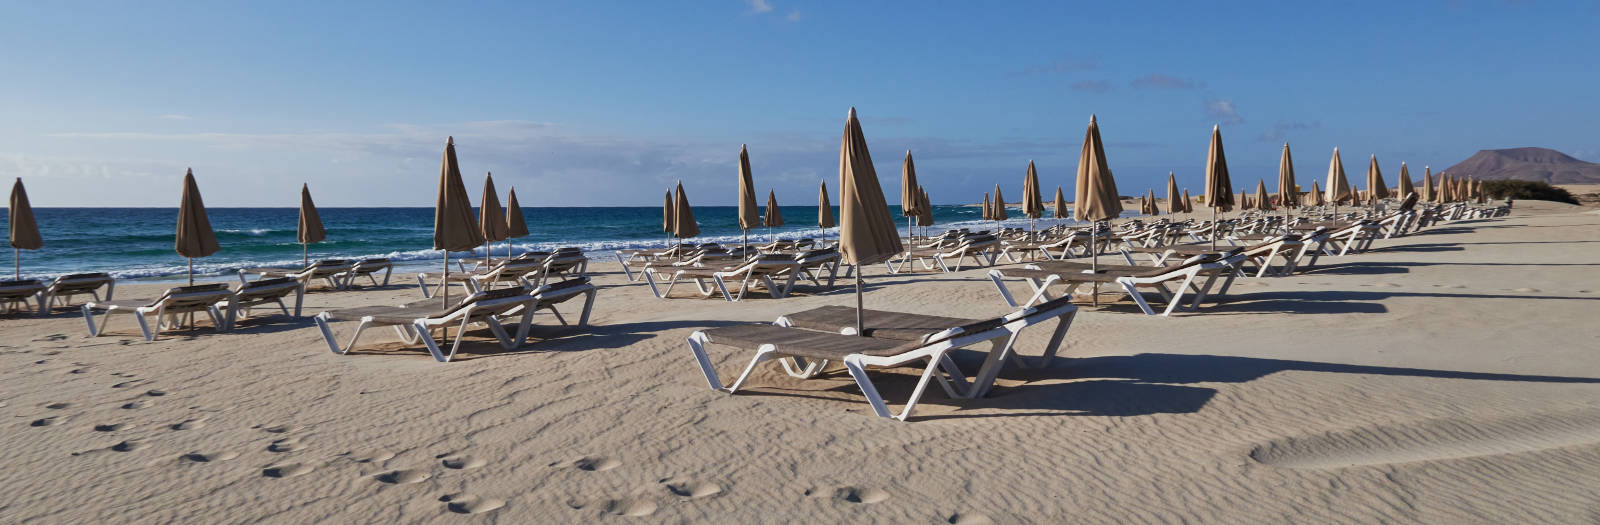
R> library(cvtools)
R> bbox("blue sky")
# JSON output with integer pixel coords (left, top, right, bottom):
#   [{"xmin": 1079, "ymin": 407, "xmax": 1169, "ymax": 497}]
[{"xmin": 3, "ymin": 1, "xmax": 1597, "ymax": 207}]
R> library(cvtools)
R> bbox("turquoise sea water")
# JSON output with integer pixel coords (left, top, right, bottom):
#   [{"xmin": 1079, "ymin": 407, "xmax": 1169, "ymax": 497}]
[{"xmin": 3, "ymin": 205, "xmax": 1108, "ymax": 282}]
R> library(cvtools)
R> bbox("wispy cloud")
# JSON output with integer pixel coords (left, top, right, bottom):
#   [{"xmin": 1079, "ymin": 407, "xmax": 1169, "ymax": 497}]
[
  {"xmin": 1070, "ymin": 80, "xmax": 1111, "ymax": 93},
  {"xmin": 1130, "ymin": 74, "xmax": 1200, "ymax": 89},
  {"xmin": 1258, "ymin": 120, "xmax": 1320, "ymax": 142},
  {"xmin": 1204, "ymin": 98, "xmax": 1243, "ymax": 125},
  {"xmin": 1012, "ymin": 55, "xmax": 1099, "ymax": 77},
  {"xmin": 785, "ymin": 9, "xmax": 801, "ymax": 21},
  {"xmin": 747, "ymin": 0, "xmax": 774, "ymax": 13},
  {"xmin": 158, "ymin": 114, "xmax": 192, "ymax": 120}
]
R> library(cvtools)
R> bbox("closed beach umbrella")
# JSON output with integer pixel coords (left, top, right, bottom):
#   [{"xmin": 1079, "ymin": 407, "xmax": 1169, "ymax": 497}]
[
  {"xmin": 1072, "ymin": 115, "xmax": 1122, "ymax": 305},
  {"xmin": 1255, "ymin": 179, "xmax": 1272, "ymax": 211},
  {"xmin": 296, "ymin": 183, "xmax": 326, "ymax": 268},
  {"xmin": 764, "ymin": 189, "xmax": 784, "ymax": 241},
  {"xmin": 175, "ymin": 169, "xmax": 220, "ymax": 287},
  {"xmin": 1396, "ymin": 163, "xmax": 1415, "ymax": 200},
  {"xmin": 1438, "ymin": 173, "xmax": 1453, "ymax": 202},
  {"xmin": 836, "ymin": 107, "xmax": 903, "ymax": 334},
  {"xmin": 1022, "ymin": 161, "xmax": 1044, "ymax": 230},
  {"xmin": 1240, "ymin": 189, "xmax": 1253, "ymax": 211},
  {"xmin": 1422, "ymin": 167, "xmax": 1436, "ymax": 203},
  {"xmin": 1202, "ymin": 125, "xmax": 1234, "ymax": 249},
  {"xmin": 1145, "ymin": 189, "xmax": 1160, "ymax": 216},
  {"xmin": 736, "ymin": 145, "xmax": 761, "ymax": 250},
  {"xmin": 901, "ymin": 150, "xmax": 920, "ymax": 239},
  {"xmin": 479, "ymin": 172, "xmax": 508, "ymax": 267},
  {"xmin": 1366, "ymin": 155, "xmax": 1389, "ymax": 208},
  {"xmin": 505, "ymin": 187, "xmax": 529, "ymax": 260},
  {"xmin": 1165, "ymin": 173, "xmax": 1183, "ymax": 214},
  {"xmin": 992, "ymin": 184, "xmax": 1009, "ymax": 222},
  {"xmin": 1326, "ymin": 148, "xmax": 1352, "ymax": 217},
  {"xmin": 1053, "ymin": 186, "xmax": 1069, "ymax": 220},
  {"xmin": 1476, "ymin": 179, "xmax": 1487, "ymax": 204},
  {"xmin": 982, "ymin": 192, "xmax": 992, "ymax": 221},
  {"xmin": 1182, "ymin": 189, "xmax": 1194, "ymax": 213},
  {"xmin": 663, "ymin": 189, "xmax": 675, "ymax": 244},
  {"xmin": 1306, "ymin": 181, "xmax": 1325, "ymax": 206},
  {"xmin": 817, "ymin": 181, "xmax": 835, "ymax": 244},
  {"xmin": 1277, "ymin": 143, "xmax": 1298, "ymax": 221},
  {"xmin": 434, "ymin": 138, "xmax": 485, "ymax": 306},
  {"xmin": 9, "ymin": 178, "xmax": 42, "ymax": 279},
  {"xmin": 673, "ymin": 181, "xmax": 699, "ymax": 239},
  {"xmin": 916, "ymin": 187, "xmax": 934, "ymax": 231}
]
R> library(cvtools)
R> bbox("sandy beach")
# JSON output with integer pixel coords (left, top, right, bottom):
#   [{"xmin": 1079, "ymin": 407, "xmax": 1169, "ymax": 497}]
[{"xmin": 3, "ymin": 201, "xmax": 1599, "ymax": 523}]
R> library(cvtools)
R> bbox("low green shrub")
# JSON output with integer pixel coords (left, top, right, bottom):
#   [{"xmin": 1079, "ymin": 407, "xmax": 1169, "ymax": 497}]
[{"xmin": 1480, "ymin": 180, "xmax": 1578, "ymax": 205}]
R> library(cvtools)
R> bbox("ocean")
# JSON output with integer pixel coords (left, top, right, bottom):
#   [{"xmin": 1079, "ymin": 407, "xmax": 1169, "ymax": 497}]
[{"xmin": 2, "ymin": 205, "xmax": 1104, "ymax": 282}]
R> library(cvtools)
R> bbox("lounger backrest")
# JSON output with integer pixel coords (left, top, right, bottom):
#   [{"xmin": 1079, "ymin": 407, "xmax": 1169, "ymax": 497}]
[
  {"xmin": 2, "ymin": 279, "xmax": 42, "ymax": 287},
  {"xmin": 794, "ymin": 248, "xmax": 837, "ymax": 262},
  {"xmin": 435, "ymin": 286, "xmax": 532, "ymax": 319},
  {"xmin": 152, "ymin": 283, "xmax": 234, "ymax": 309},
  {"xmin": 532, "ymin": 276, "xmax": 590, "ymax": 296},
  {"xmin": 238, "ymin": 277, "xmax": 300, "ymax": 297},
  {"xmin": 51, "ymin": 273, "xmax": 113, "ymax": 292}
]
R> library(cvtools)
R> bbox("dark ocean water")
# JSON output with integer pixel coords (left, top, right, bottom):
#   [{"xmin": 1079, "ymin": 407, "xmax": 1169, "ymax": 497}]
[{"xmin": 3, "ymin": 205, "xmax": 1106, "ymax": 282}]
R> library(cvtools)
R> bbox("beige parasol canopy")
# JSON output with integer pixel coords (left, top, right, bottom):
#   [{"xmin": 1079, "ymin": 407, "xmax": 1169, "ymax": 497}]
[
  {"xmin": 1396, "ymin": 163, "xmax": 1415, "ymax": 200},
  {"xmin": 1182, "ymin": 189, "xmax": 1194, "ymax": 213},
  {"xmin": 1254, "ymin": 179, "xmax": 1271, "ymax": 211},
  {"xmin": 1326, "ymin": 148, "xmax": 1352, "ymax": 207},
  {"xmin": 992, "ymin": 184, "xmax": 1009, "ymax": 221},
  {"xmin": 504, "ymin": 187, "xmax": 529, "ymax": 260},
  {"xmin": 901, "ymin": 150, "xmax": 920, "ymax": 222},
  {"xmin": 818, "ymin": 181, "xmax": 835, "ymax": 229},
  {"xmin": 176, "ymin": 169, "xmax": 220, "ymax": 284},
  {"xmin": 433, "ymin": 138, "xmax": 484, "ymax": 305},
  {"xmin": 1053, "ymin": 186, "xmax": 1069, "ymax": 219},
  {"xmin": 982, "ymin": 192, "xmax": 992, "ymax": 221},
  {"xmin": 1366, "ymin": 155, "xmax": 1389, "ymax": 204},
  {"xmin": 836, "ymin": 107, "xmax": 904, "ymax": 333},
  {"xmin": 1277, "ymin": 143, "xmax": 1298, "ymax": 214},
  {"xmin": 673, "ymin": 181, "xmax": 699, "ymax": 239},
  {"xmin": 478, "ymin": 172, "xmax": 507, "ymax": 267},
  {"xmin": 764, "ymin": 188, "xmax": 784, "ymax": 242},
  {"xmin": 737, "ymin": 145, "xmax": 761, "ymax": 234},
  {"xmin": 297, "ymin": 183, "xmax": 326, "ymax": 267},
  {"xmin": 1422, "ymin": 167, "xmax": 1436, "ymax": 203},
  {"xmin": 917, "ymin": 186, "xmax": 934, "ymax": 228},
  {"xmin": 1165, "ymin": 172, "xmax": 1183, "ymax": 214},
  {"xmin": 10, "ymin": 178, "xmax": 42, "ymax": 279},
  {"xmin": 1022, "ymin": 161, "xmax": 1044, "ymax": 222}
]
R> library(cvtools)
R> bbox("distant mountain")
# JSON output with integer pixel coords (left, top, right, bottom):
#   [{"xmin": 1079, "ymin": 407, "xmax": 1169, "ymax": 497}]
[{"xmin": 1442, "ymin": 147, "xmax": 1600, "ymax": 184}]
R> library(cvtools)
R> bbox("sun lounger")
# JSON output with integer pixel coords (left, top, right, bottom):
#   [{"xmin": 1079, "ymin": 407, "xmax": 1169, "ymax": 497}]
[
  {"xmin": 417, "ymin": 257, "xmax": 545, "ymax": 298},
  {"xmin": 988, "ymin": 253, "xmax": 1239, "ymax": 316},
  {"xmin": 335, "ymin": 258, "xmax": 394, "ymax": 288},
  {"xmin": 219, "ymin": 277, "xmax": 305, "ymax": 330},
  {"xmin": 525, "ymin": 248, "xmax": 589, "ymax": 288},
  {"xmin": 238, "ymin": 259, "xmax": 354, "ymax": 290},
  {"xmin": 885, "ymin": 234, "xmax": 1001, "ymax": 273},
  {"xmin": 1, "ymin": 279, "xmax": 47, "ymax": 315},
  {"xmin": 791, "ymin": 248, "xmax": 842, "ymax": 288},
  {"xmin": 43, "ymin": 272, "xmax": 116, "ymax": 311},
  {"xmin": 685, "ymin": 296, "xmax": 1078, "ymax": 421},
  {"xmin": 999, "ymin": 230, "xmax": 1090, "ymax": 262},
  {"xmin": 644, "ymin": 255, "xmax": 802, "ymax": 301},
  {"xmin": 82, "ymin": 283, "xmax": 235, "ymax": 341},
  {"xmin": 314, "ymin": 287, "xmax": 538, "ymax": 362}
]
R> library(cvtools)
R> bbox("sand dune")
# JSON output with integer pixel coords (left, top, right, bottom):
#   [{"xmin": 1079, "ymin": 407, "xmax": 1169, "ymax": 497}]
[{"xmin": 2, "ymin": 201, "xmax": 1598, "ymax": 523}]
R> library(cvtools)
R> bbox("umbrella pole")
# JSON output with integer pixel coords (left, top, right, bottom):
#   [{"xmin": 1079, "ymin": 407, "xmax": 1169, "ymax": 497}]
[
  {"xmin": 484, "ymin": 243, "xmax": 491, "ymax": 269},
  {"xmin": 854, "ymin": 272, "xmax": 864, "ymax": 337},
  {"xmin": 303, "ymin": 243, "xmax": 308, "ymax": 268},
  {"xmin": 14, "ymin": 248, "xmax": 18, "ymax": 280},
  {"xmin": 1090, "ymin": 223, "xmax": 1099, "ymax": 307},
  {"xmin": 1210, "ymin": 207, "xmax": 1217, "ymax": 251},
  {"xmin": 442, "ymin": 251, "xmax": 450, "ymax": 307}
]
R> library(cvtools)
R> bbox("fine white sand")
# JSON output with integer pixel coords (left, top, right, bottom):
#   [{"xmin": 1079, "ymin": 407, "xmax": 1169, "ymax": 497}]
[{"xmin": 3, "ymin": 200, "xmax": 1599, "ymax": 523}]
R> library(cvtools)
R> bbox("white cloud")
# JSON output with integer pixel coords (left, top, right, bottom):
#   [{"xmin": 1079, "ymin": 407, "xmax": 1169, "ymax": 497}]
[
  {"xmin": 1204, "ymin": 99, "xmax": 1243, "ymax": 125},
  {"xmin": 747, "ymin": 0, "xmax": 774, "ymax": 13},
  {"xmin": 785, "ymin": 9, "xmax": 801, "ymax": 21}
]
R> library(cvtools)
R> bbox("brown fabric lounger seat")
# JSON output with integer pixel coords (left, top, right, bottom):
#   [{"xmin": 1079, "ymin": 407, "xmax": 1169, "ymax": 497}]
[
  {"xmin": 700, "ymin": 324, "xmax": 919, "ymax": 361},
  {"xmin": 780, "ymin": 304, "xmax": 975, "ymax": 341}
]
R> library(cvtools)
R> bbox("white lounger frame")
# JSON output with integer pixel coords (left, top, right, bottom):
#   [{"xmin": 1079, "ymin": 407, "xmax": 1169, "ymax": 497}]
[
  {"xmin": 644, "ymin": 259, "xmax": 801, "ymax": 301},
  {"xmin": 686, "ymin": 299, "xmax": 1078, "ymax": 421},
  {"xmin": 83, "ymin": 286, "xmax": 235, "ymax": 341},
  {"xmin": 314, "ymin": 293, "xmax": 537, "ymax": 363}
]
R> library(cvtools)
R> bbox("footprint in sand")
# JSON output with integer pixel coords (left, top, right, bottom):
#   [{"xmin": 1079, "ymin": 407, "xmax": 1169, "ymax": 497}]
[
  {"xmin": 833, "ymin": 487, "xmax": 889, "ymax": 504},
  {"xmin": 352, "ymin": 450, "xmax": 396, "ymax": 464},
  {"xmin": 268, "ymin": 438, "xmax": 305, "ymax": 453},
  {"xmin": 570, "ymin": 456, "xmax": 620, "ymax": 472},
  {"xmin": 181, "ymin": 451, "xmax": 240, "ymax": 462},
  {"xmin": 45, "ymin": 402, "xmax": 73, "ymax": 409},
  {"xmin": 263, "ymin": 463, "xmax": 314, "ymax": 478},
  {"xmin": 145, "ymin": 390, "xmax": 166, "ymax": 397},
  {"xmin": 112, "ymin": 380, "xmax": 143, "ymax": 389},
  {"xmin": 568, "ymin": 498, "xmax": 656, "ymax": 517},
  {"xmin": 111, "ymin": 439, "xmax": 148, "ymax": 452},
  {"xmin": 262, "ymin": 424, "xmax": 301, "ymax": 434},
  {"xmin": 375, "ymin": 469, "xmax": 432, "ymax": 484},
  {"xmin": 37, "ymin": 334, "xmax": 67, "ymax": 342},
  {"xmin": 440, "ymin": 454, "xmax": 486, "ymax": 470},
  {"xmin": 69, "ymin": 367, "xmax": 90, "ymax": 374},
  {"xmin": 1510, "ymin": 287, "xmax": 1541, "ymax": 293},
  {"xmin": 94, "ymin": 423, "xmax": 133, "ymax": 432},
  {"xmin": 441, "ymin": 493, "xmax": 505, "ymax": 515},
  {"xmin": 171, "ymin": 418, "xmax": 207, "ymax": 430},
  {"xmin": 661, "ymin": 478, "xmax": 722, "ymax": 499},
  {"xmin": 31, "ymin": 416, "xmax": 68, "ymax": 427},
  {"xmin": 948, "ymin": 513, "xmax": 995, "ymax": 525}
]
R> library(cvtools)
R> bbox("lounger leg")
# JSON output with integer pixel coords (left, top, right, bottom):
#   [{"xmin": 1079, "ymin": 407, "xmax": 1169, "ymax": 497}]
[
  {"xmin": 643, "ymin": 270, "xmax": 670, "ymax": 299},
  {"xmin": 82, "ymin": 305, "xmax": 105, "ymax": 336},
  {"xmin": 686, "ymin": 332, "xmax": 727, "ymax": 390},
  {"xmin": 1162, "ymin": 273, "xmax": 1199, "ymax": 316},
  {"xmin": 1121, "ymin": 280, "xmax": 1157, "ymax": 315},
  {"xmin": 988, "ymin": 270, "xmax": 1023, "ymax": 308},
  {"xmin": 315, "ymin": 313, "xmax": 363, "ymax": 355},
  {"xmin": 842, "ymin": 355, "xmax": 895, "ymax": 419},
  {"xmin": 726, "ymin": 345, "xmax": 780, "ymax": 394},
  {"xmin": 134, "ymin": 312, "xmax": 156, "ymax": 341}
]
